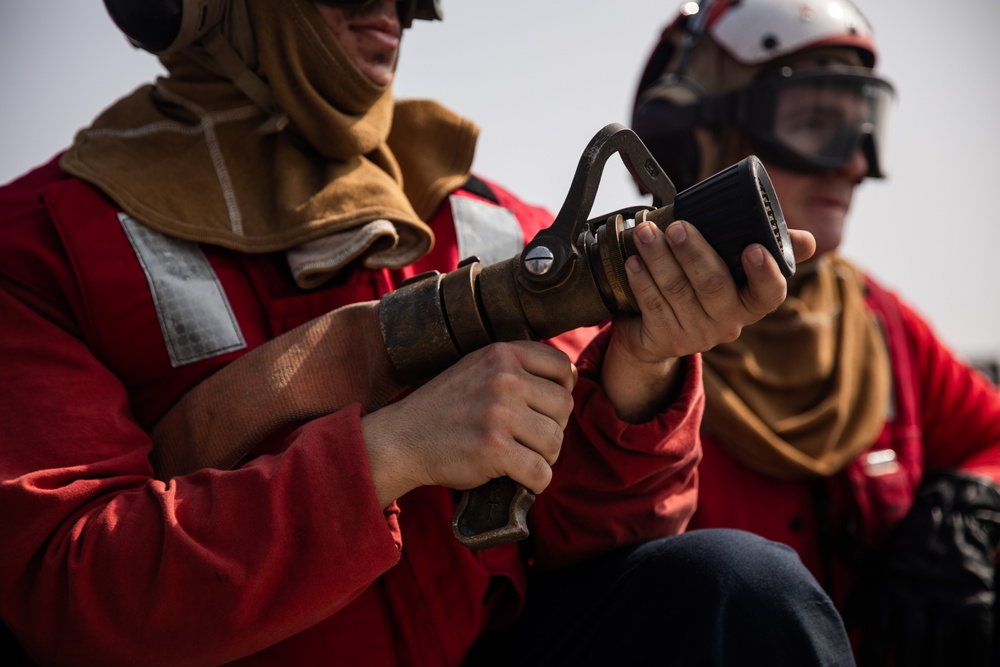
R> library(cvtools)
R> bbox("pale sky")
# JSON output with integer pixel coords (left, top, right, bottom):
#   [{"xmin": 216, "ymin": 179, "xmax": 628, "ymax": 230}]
[{"xmin": 2, "ymin": 0, "xmax": 998, "ymax": 362}]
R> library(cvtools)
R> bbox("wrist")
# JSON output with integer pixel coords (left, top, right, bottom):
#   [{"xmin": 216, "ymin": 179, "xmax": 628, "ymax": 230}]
[
  {"xmin": 600, "ymin": 339, "xmax": 684, "ymax": 423},
  {"xmin": 361, "ymin": 409, "xmax": 424, "ymax": 509}
]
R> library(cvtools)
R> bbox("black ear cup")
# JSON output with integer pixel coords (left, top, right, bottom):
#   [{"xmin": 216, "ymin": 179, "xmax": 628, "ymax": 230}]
[
  {"xmin": 631, "ymin": 6, "xmax": 720, "ymax": 193},
  {"xmin": 104, "ymin": 0, "xmax": 184, "ymax": 53},
  {"xmin": 632, "ymin": 76, "xmax": 708, "ymax": 192},
  {"xmin": 632, "ymin": 97, "xmax": 701, "ymax": 192}
]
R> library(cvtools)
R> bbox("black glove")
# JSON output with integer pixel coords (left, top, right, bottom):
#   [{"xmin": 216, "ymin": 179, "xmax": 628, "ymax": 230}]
[{"xmin": 861, "ymin": 470, "xmax": 1000, "ymax": 667}]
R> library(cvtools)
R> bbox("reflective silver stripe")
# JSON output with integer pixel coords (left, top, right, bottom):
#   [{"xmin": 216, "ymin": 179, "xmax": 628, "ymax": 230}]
[
  {"xmin": 119, "ymin": 213, "xmax": 246, "ymax": 367},
  {"xmin": 449, "ymin": 195, "xmax": 524, "ymax": 267}
]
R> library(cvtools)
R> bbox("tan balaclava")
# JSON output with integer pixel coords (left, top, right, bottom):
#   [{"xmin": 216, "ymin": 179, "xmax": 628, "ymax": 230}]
[
  {"xmin": 61, "ymin": 0, "xmax": 478, "ymax": 288},
  {"xmin": 653, "ymin": 34, "xmax": 893, "ymax": 480}
]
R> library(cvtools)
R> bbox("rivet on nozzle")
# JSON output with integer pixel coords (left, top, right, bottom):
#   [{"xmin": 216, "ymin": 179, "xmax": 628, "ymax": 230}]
[{"xmin": 524, "ymin": 246, "xmax": 555, "ymax": 276}]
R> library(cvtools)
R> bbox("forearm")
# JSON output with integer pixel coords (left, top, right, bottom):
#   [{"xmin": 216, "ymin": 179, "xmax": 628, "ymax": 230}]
[
  {"xmin": 530, "ymin": 329, "xmax": 704, "ymax": 568},
  {"xmin": 0, "ymin": 288, "xmax": 400, "ymax": 665},
  {"xmin": 599, "ymin": 336, "xmax": 684, "ymax": 423}
]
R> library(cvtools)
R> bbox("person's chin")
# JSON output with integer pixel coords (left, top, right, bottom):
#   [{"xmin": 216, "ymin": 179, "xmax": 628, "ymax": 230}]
[
  {"xmin": 811, "ymin": 227, "xmax": 845, "ymax": 256},
  {"xmin": 355, "ymin": 57, "xmax": 396, "ymax": 86},
  {"xmin": 796, "ymin": 216, "xmax": 844, "ymax": 256}
]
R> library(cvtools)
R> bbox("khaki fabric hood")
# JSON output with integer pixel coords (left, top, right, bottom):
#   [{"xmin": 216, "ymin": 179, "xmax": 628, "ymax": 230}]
[{"xmin": 61, "ymin": 0, "xmax": 477, "ymax": 282}]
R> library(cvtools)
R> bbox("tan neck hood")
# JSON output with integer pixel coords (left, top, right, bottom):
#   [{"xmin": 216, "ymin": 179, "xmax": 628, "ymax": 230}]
[{"xmin": 61, "ymin": 0, "xmax": 477, "ymax": 283}]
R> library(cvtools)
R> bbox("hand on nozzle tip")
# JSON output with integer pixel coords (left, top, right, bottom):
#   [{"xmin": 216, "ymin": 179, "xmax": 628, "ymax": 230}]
[{"xmin": 787, "ymin": 228, "xmax": 817, "ymax": 265}]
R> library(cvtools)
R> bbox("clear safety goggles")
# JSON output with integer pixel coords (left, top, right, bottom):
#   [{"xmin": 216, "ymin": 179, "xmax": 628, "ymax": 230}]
[{"xmin": 730, "ymin": 67, "xmax": 895, "ymax": 178}]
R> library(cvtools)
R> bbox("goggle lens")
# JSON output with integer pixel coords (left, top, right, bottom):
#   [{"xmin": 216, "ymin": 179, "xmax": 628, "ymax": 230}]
[{"xmin": 745, "ymin": 69, "xmax": 895, "ymax": 177}]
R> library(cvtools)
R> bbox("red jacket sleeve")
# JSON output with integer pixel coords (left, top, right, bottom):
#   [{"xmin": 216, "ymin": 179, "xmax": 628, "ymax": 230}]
[
  {"xmin": 898, "ymin": 295, "xmax": 1000, "ymax": 482},
  {"xmin": 528, "ymin": 324, "xmax": 703, "ymax": 569},
  {"xmin": 0, "ymin": 255, "xmax": 401, "ymax": 664}
]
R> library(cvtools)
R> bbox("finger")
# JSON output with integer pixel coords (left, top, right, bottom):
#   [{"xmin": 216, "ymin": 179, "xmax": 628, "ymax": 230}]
[
  {"xmin": 511, "ymin": 405, "xmax": 566, "ymax": 467},
  {"xmin": 503, "ymin": 340, "xmax": 577, "ymax": 392},
  {"xmin": 661, "ymin": 220, "xmax": 740, "ymax": 307},
  {"xmin": 627, "ymin": 220, "xmax": 707, "ymax": 322},
  {"xmin": 739, "ymin": 243, "xmax": 788, "ymax": 316},
  {"xmin": 623, "ymin": 247, "xmax": 682, "ymax": 330},
  {"xmin": 788, "ymin": 228, "xmax": 816, "ymax": 264},
  {"xmin": 473, "ymin": 343, "xmax": 572, "ymax": 465},
  {"xmin": 522, "ymin": 372, "xmax": 575, "ymax": 432},
  {"xmin": 659, "ymin": 221, "xmax": 756, "ymax": 345},
  {"xmin": 506, "ymin": 352, "xmax": 574, "ymax": 458},
  {"xmin": 494, "ymin": 355, "xmax": 573, "ymax": 452},
  {"xmin": 448, "ymin": 390, "xmax": 557, "ymax": 494},
  {"xmin": 502, "ymin": 441, "xmax": 554, "ymax": 495},
  {"xmin": 477, "ymin": 402, "xmax": 560, "ymax": 494}
]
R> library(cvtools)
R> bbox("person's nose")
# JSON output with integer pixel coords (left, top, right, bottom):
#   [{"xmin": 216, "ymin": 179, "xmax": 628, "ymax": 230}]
[{"xmin": 837, "ymin": 146, "xmax": 869, "ymax": 182}]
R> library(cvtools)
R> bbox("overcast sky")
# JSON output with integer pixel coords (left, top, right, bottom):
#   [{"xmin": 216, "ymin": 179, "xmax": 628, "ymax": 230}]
[{"xmin": 2, "ymin": 0, "xmax": 998, "ymax": 361}]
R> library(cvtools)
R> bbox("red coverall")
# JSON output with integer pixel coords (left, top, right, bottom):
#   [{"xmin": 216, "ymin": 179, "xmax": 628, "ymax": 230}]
[
  {"xmin": 0, "ymin": 157, "xmax": 702, "ymax": 666},
  {"xmin": 690, "ymin": 275, "xmax": 1000, "ymax": 611}
]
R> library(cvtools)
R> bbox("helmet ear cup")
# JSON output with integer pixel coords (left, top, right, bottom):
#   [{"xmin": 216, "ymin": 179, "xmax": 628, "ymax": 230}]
[
  {"xmin": 632, "ymin": 75, "xmax": 706, "ymax": 192},
  {"xmin": 103, "ymin": 0, "xmax": 225, "ymax": 55},
  {"xmin": 104, "ymin": 0, "xmax": 184, "ymax": 53}
]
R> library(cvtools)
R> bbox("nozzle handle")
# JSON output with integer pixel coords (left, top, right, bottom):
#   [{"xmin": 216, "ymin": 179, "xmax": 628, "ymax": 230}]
[{"xmin": 452, "ymin": 477, "xmax": 536, "ymax": 550}]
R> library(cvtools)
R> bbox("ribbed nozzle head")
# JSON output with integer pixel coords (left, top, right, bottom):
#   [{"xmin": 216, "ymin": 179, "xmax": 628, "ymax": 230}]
[{"xmin": 674, "ymin": 156, "xmax": 794, "ymax": 285}]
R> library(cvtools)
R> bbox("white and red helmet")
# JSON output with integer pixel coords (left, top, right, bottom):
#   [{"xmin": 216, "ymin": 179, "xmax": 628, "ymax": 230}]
[
  {"xmin": 632, "ymin": 0, "xmax": 892, "ymax": 190},
  {"xmin": 709, "ymin": 0, "xmax": 876, "ymax": 67}
]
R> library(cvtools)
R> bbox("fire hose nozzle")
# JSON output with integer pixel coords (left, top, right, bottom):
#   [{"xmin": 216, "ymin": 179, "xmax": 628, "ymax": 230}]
[{"xmin": 379, "ymin": 123, "xmax": 793, "ymax": 549}]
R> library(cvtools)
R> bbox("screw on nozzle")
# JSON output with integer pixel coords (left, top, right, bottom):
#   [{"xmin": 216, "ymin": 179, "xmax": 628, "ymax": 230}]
[{"xmin": 524, "ymin": 246, "xmax": 556, "ymax": 276}]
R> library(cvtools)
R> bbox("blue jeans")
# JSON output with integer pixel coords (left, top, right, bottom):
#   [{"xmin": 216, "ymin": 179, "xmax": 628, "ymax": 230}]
[{"xmin": 464, "ymin": 529, "xmax": 855, "ymax": 666}]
